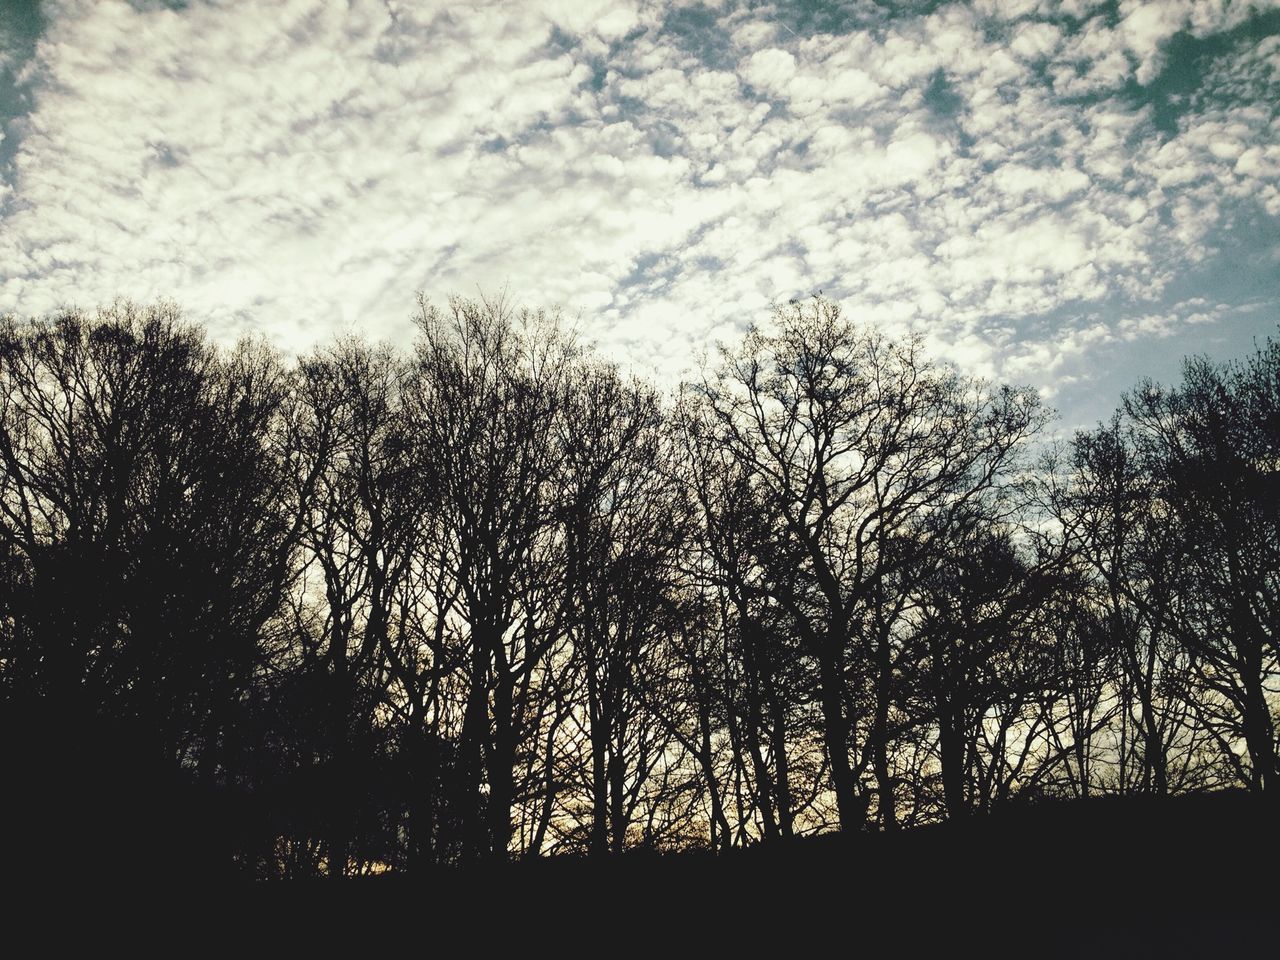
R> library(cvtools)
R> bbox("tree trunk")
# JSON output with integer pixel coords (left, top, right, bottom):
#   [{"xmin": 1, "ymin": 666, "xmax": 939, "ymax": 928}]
[
  {"xmin": 588, "ymin": 675, "xmax": 609, "ymax": 856},
  {"xmin": 939, "ymin": 704, "xmax": 967, "ymax": 821},
  {"xmin": 741, "ymin": 617, "xmax": 778, "ymax": 840},
  {"xmin": 488, "ymin": 668, "xmax": 516, "ymax": 860},
  {"xmin": 771, "ymin": 694, "xmax": 794, "ymax": 838},
  {"xmin": 696, "ymin": 691, "xmax": 731, "ymax": 852},
  {"xmin": 872, "ymin": 633, "xmax": 897, "ymax": 831},
  {"xmin": 1240, "ymin": 648, "xmax": 1276, "ymax": 794},
  {"xmin": 459, "ymin": 642, "xmax": 490, "ymax": 861},
  {"xmin": 818, "ymin": 646, "xmax": 859, "ymax": 833},
  {"xmin": 608, "ymin": 730, "xmax": 627, "ymax": 855}
]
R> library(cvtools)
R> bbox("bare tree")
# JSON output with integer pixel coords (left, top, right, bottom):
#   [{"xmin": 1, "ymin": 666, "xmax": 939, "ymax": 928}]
[
  {"xmin": 406, "ymin": 292, "xmax": 574, "ymax": 860},
  {"xmin": 903, "ymin": 517, "xmax": 1059, "ymax": 819},
  {"xmin": 0, "ymin": 302, "xmax": 303, "ymax": 875},
  {"xmin": 1123, "ymin": 342, "xmax": 1279, "ymax": 793},
  {"xmin": 557, "ymin": 361, "xmax": 691, "ymax": 854},
  {"xmin": 696, "ymin": 296, "xmax": 1045, "ymax": 831}
]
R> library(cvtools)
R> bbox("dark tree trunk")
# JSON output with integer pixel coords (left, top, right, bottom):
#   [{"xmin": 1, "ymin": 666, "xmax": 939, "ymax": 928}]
[
  {"xmin": 741, "ymin": 618, "xmax": 778, "ymax": 840},
  {"xmin": 488, "ymin": 668, "xmax": 515, "ymax": 861},
  {"xmin": 770, "ymin": 694, "xmax": 793, "ymax": 838},
  {"xmin": 939, "ymin": 704, "xmax": 967, "ymax": 820},
  {"xmin": 459, "ymin": 643, "xmax": 490, "ymax": 861},
  {"xmin": 872, "ymin": 632, "xmax": 897, "ymax": 832},
  {"xmin": 608, "ymin": 731, "xmax": 626, "ymax": 855},
  {"xmin": 1240, "ymin": 647, "xmax": 1276, "ymax": 794},
  {"xmin": 588, "ymin": 678, "xmax": 609, "ymax": 857},
  {"xmin": 818, "ymin": 645, "xmax": 859, "ymax": 833},
  {"xmin": 695, "ymin": 682, "xmax": 731, "ymax": 851}
]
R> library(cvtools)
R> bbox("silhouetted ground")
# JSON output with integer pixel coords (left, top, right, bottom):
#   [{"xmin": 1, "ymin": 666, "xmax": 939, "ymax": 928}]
[
  {"xmin": 3, "ymin": 712, "xmax": 1272, "ymax": 958},
  {"xmin": 392, "ymin": 793, "xmax": 1275, "ymax": 956}
]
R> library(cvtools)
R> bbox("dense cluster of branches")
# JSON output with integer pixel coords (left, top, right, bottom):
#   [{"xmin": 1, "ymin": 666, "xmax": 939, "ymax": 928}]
[{"xmin": 1, "ymin": 295, "xmax": 1275, "ymax": 876}]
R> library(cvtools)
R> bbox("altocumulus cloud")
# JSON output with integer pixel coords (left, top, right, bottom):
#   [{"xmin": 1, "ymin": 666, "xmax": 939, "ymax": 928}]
[{"xmin": 0, "ymin": 0, "xmax": 1278, "ymax": 424}]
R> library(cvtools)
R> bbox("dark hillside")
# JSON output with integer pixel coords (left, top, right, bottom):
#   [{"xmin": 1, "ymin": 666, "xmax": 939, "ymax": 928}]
[{"xmin": 2, "ymin": 712, "xmax": 1272, "ymax": 955}]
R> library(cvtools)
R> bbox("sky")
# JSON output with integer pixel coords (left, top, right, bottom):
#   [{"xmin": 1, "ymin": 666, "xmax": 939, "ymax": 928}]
[{"xmin": 1, "ymin": 0, "xmax": 1278, "ymax": 429}]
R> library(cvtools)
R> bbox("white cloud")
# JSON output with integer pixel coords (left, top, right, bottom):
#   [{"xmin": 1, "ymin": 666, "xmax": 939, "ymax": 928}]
[
  {"xmin": 0, "ymin": 0, "xmax": 1274, "ymax": 414},
  {"xmin": 742, "ymin": 48, "xmax": 796, "ymax": 92}
]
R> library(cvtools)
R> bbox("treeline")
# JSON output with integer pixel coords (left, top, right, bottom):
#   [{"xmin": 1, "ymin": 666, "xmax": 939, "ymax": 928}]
[{"xmin": 0, "ymin": 295, "xmax": 1275, "ymax": 877}]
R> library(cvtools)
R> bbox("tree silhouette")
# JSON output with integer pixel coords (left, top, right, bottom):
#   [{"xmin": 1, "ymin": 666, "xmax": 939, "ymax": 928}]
[
  {"xmin": 1122, "ymin": 342, "xmax": 1279, "ymax": 793},
  {"xmin": 0, "ymin": 295, "xmax": 1274, "ymax": 881},
  {"xmin": 696, "ymin": 296, "xmax": 1046, "ymax": 831}
]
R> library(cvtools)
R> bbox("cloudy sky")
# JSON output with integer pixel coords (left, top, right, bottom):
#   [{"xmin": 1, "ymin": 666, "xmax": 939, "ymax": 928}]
[{"xmin": 1, "ymin": 0, "xmax": 1278, "ymax": 426}]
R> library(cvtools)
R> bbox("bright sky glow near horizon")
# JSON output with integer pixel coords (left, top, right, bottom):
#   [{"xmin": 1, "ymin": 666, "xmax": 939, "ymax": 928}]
[{"xmin": 1, "ymin": 0, "xmax": 1278, "ymax": 428}]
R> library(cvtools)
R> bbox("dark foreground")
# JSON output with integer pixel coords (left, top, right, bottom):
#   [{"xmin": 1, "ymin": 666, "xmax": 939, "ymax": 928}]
[
  {"xmin": 402, "ymin": 793, "xmax": 1276, "ymax": 957},
  {"xmin": 6, "ymin": 779, "xmax": 1274, "ymax": 956}
]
